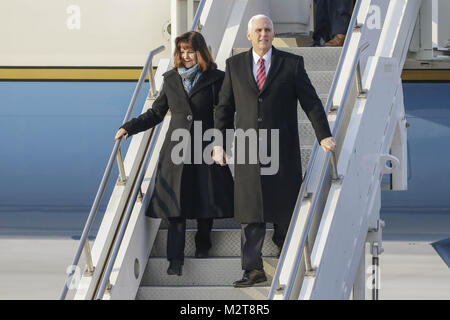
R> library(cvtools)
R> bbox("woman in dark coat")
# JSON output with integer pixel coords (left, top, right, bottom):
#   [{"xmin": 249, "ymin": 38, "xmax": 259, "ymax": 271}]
[{"xmin": 114, "ymin": 31, "xmax": 234, "ymax": 275}]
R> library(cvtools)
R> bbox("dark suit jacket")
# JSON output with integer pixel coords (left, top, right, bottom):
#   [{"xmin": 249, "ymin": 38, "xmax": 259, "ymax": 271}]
[
  {"xmin": 215, "ymin": 47, "xmax": 332, "ymax": 224},
  {"xmin": 121, "ymin": 68, "xmax": 234, "ymax": 220}
]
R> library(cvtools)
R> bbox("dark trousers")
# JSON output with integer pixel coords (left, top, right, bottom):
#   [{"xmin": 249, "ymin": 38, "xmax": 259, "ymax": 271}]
[
  {"xmin": 241, "ymin": 222, "xmax": 289, "ymax": 271},
  {"xmin": 313, "ymin": 0, "xmax": 353, "ymax": 42},
  {"xmin": 167, "ymin": 217, "xmax": 213, "ymax": 261}
]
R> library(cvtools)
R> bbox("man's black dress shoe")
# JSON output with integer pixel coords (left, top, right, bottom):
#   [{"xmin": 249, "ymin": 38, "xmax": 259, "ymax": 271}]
[
  {"xmin": 233, "ymin": 269, "xmax": 267, "ymax": 288},
  {"xmin": 195, "ymin": 249, "xmax": 209, "ymax": 258},
  {"xmin": 167, "ymin": 259, "xmax": 183, "ymax": 276}
]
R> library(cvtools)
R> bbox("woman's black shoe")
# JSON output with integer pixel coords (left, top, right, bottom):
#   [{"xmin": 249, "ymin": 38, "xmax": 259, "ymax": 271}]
[{"xmin": 167, "ymin": 259, "xmax": 183, "ymax": 276}]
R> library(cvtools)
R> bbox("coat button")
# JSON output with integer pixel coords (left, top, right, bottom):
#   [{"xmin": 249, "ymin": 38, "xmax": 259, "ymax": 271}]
[
  {"xmin": 257, "ymin": 117, "xmax": 263, "ymax": 122},
  {"xmin": 258, "ymin": 98, "xmax": 263, "ymax": 103},
  {"xmin": 186, "ymin": 114, "xmax": 193, "ymax": 121}
]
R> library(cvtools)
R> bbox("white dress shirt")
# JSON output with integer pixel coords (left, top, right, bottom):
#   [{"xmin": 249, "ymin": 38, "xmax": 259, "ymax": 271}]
[{"xmin": 252, "ymin": 48, "xmax": 272, "ymax": 82}]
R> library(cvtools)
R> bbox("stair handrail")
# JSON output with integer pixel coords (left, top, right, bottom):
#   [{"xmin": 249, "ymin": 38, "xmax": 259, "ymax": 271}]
[
  {"xmin": 95, "ymin": 121, "xmax": 163, "ymax": 299},
  {"xmin": 268, "ymin": 0, "xmax": 366, "ymax": 299},
  {"xmin": 192, "ymin": 0, "xmax": 207, "ymax": 31},
  {"xmin": 270, "ymin": 41, "xmax": 369, "ymax": 299},
  {"xmin": 59, "ymin": 44, "xmax": 165, "ymax": 300},
  {"xmin": 93, "ymin": 0, "xmax": 208, "ymax": 299},
  {"xmin": 288, "ymin": 42, "xmax": 368, "ymax": 299}
]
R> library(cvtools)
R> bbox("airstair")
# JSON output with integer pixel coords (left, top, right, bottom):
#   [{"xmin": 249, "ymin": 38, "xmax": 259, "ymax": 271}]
[
  {"xmin": 60, "ymin": 0, "xmax": 422, "ymax": 300},
  {"xmin": 136, "ymin": 44, "xmax": 344, "ymax": 299}
]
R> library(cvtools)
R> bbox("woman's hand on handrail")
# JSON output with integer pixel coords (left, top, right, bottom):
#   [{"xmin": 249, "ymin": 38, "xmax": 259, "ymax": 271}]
[{"xmin": 114, "ymin": 128, "xmax": 129, "ymax": 141}]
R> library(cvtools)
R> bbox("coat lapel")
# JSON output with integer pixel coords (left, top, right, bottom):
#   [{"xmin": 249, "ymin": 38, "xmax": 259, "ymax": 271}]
[
  {"xmin": 245, "ymin": 47, "xmax": 284, "ymax": 95},
  {"xmin": 246, "ymin": 48, "xmax": 260, "ymax": 94},
  {"xmin": 188, "ymin": 69, "xmax": 220, "ymax": 98},
  {"xmin": 164, "ymin": 70, "xmax": 192, "ymax": 113}
]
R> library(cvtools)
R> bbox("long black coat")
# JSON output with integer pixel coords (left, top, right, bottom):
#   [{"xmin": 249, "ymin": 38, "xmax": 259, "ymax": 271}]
[
  {"xmin": 121, "ymin": 68, "xmax": 234, "ymax": 220},
  {"xmin": 215, "ymin": 47, "xmax": 332, "ymax": 224}
]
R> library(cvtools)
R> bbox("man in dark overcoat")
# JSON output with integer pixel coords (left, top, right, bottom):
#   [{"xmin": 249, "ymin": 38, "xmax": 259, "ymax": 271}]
[{"xmin": 213, "ymin": 14, "xmax": 336, "ymax": 287}]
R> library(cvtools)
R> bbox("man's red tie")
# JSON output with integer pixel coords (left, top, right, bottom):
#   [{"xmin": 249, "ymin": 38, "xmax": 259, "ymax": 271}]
[{"xmin": 256, "ymin": 58, "xmax": 266, "ymax": 91}]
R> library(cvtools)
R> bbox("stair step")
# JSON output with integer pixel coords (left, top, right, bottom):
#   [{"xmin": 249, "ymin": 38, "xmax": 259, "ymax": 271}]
[
  {"xmin": 136, "ymin": 285, "xmax": 270, "ymax": 300},
  {"xmin": 280, "ymin": 47, "xmax": 342, "ymax": 71},
  {"xmin": 232, "ymin": 47, "xmax": 342, "ymax": 71},
  {"xmin": 301, "ymin": 147, "xmax": 312, "ymax": 175},
  {"xmin": 307, "ymin": 71, "xmax": 334, "ymax": 96},
  {"xmin": 298, "ymin": 121, "xmax": 319, "ymax": 146},
  {"xmin": 141, "ymin": 257, "xmax": 278, "ymax": 286},
  {"xmin": 150, "ymin": 229, "xmax": 279, "ymax": 257},
  {"xmin": 160, "ymin": 218, "xmax": 241, "ymax": 229},
  {"xmin": 298, "ymin": 94, "xmax": 329, "ymax": 120}
]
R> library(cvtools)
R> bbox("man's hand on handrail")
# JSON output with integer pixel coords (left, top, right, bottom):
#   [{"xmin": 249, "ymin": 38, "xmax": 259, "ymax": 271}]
[
  {"xmin": 320, "ymin": 136, "xmax": 336, "ymax": 153},
  {"xmin": 114, "ymin": 128, "xmax": 129, "ymax": 141}
]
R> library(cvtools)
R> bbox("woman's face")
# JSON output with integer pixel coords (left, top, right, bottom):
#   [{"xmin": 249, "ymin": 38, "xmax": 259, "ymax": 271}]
[{"xmin": 180, "ymin": 43, "xmax": 197, "ymax": 69}]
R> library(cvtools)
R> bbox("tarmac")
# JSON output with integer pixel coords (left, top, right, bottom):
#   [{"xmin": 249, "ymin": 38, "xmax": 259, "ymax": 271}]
[{"xmin": 0, "ymin": 212, "xmax": 448, "ymax": 300}]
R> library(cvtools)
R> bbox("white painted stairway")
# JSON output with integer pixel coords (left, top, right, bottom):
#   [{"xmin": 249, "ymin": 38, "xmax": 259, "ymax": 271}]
[
  {"xmin": 136, "ymin": 46, "xmax": 342, "ymax": 300},
  {"xmin": 65, "ymin": 0, "xmax": 420, "ymax": 300}
]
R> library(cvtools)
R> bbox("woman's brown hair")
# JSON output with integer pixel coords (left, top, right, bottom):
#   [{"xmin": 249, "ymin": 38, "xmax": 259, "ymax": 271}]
[{"xmin": 174, "ymin": 31, "xmax": 216, "ymax": 71}]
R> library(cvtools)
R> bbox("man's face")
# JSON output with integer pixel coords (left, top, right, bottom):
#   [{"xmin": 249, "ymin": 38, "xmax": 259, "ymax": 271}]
[{"xmin": 247, "ymin": 18, "xmax": 274, "ymax": 55}]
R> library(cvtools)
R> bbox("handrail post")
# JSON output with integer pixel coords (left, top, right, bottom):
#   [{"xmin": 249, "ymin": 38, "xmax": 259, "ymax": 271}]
[
  {"xmin": 191, "ymin": 0, "xmax": 206, "ymax": 31},
  {"xmin": 356, "ymin": 60, "xmax": 367, "ymax": 98},
  {"xmin": 83, "ymin": 240, "xmax": 95, "ymax": 276},
  {"xmin": 147, "ymin": 61, "xmax": 158, "ymax": 99},
  {"xmin": 330, "ymin": 150, "xmax": 339, "ymax": 181},
  {"xmin": 137, "ymin": 188, "xmax": 143, "ymax": 202},
  {"xmin": 116, "ymin": 145, "xmax": 127, "ymax": 185},
  {"xmin": 356, "ymin": 42, "xmax": 369, "ymax": 98},
  {"xmin": 303, "ymin": 239, "xmax": 315, "ymax": 277},
  {"xmin": 106, "ymin": 280, "xmax": 112, "ymax": 293}
]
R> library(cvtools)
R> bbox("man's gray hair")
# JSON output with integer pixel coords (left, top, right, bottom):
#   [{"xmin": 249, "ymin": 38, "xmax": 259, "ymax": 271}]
[{"xmin": 247, "ymin": 14, "xmax": 274, "ymax": 33}]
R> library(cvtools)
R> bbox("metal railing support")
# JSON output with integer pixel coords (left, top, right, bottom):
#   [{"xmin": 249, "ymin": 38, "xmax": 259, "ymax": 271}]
[
  {"xmin": 303, "ymin": 239, "xmax": 315, "ymax": 277},
  {"xmin": 83, "ymin": 241, "xmax": 95, "ymax": 276},
  {"xmin": 147, "ymin": 61, "xmax": 158, "ymax": 99},
  {"xmin": 330, "ymin": 151, "xmax": 339, "ymax": 181},
  {"xmin": 356, "ymin": 43, "xmax": 369, "ymax": 98},
  {"xmin": 116, "ymin": 146, "xmax": 127, "ymax": 185}
]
